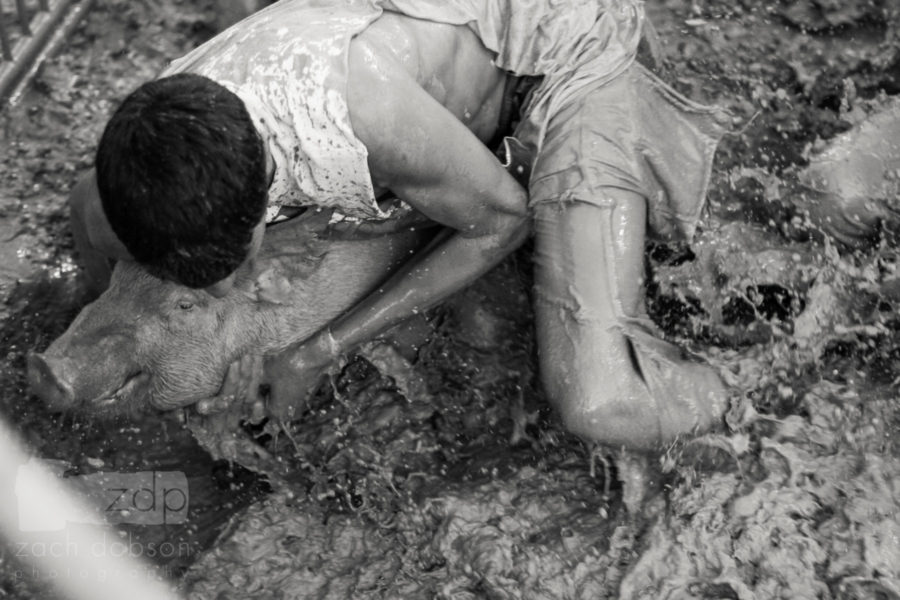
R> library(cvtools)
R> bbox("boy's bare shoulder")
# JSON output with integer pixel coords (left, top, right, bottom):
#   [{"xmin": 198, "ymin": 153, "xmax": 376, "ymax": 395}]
[{"xmin": 348, "ymin": 13, "xmax": 504, "ymax": 142}]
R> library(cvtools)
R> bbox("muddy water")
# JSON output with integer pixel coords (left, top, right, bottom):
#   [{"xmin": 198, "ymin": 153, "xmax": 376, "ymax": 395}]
[{"xmin": 2, "ymin": 0, "xmax": 900, "ymax": 599}]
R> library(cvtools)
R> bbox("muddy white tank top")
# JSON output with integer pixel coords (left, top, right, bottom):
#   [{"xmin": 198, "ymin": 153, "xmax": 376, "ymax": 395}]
[
  {"xmin": 162, "ymin": 0, "xmax": 385, "ymax": 223},
  {"xmin": 161, "ymin": 0, "xmax": 643, "ymax": 222}
]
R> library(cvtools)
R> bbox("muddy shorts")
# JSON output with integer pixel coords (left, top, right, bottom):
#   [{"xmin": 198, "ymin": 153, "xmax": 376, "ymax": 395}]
[{"xmin": 526, "ymin": 63, "xmax": 729, "ymax": 242}]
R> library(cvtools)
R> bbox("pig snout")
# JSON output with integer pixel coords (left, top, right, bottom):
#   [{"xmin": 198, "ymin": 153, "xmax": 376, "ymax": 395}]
[
  {"xmin": 27, "ymin": 331, "xmax": 146, "ymax": 413},
  {"xmin": 27, "ymin": 353, "xmax": 76, "ymax": 411}
]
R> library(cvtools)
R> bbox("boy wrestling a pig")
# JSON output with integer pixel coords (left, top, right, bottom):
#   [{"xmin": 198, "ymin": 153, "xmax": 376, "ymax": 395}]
[{"xmin": 64, "ymin": 0, "xmax": 729, "ymax": 450}]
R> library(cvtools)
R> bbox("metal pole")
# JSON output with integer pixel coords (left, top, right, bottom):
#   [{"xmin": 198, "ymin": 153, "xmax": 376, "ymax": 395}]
[
  {"xmin": 0, "ymin": 9, "xmax": 13, "ymax": 61},
  {"xmin": 14, "ymin": 0, "xmax": 31, "ymax": 34},
  {"xmin": 0, "ymin": 0, "xmax": 94, "ymax": 105}
]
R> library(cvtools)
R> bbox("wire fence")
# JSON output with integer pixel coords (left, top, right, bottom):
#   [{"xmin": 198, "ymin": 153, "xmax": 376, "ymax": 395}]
[{"xmin": 0, "ymin": 0, "xmax": 92, "ymax": 103}]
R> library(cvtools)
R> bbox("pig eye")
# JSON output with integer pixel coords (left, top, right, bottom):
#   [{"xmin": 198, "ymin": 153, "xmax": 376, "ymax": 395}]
[{"xmin": 177, "ymin": 300, "xmax": 194, "ymax": 311}]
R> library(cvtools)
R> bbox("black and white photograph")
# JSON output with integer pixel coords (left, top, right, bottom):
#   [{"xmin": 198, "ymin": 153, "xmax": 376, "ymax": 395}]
[{"xmin": 1, "ymin": 0, "xmax": 898, "ymax": 598}]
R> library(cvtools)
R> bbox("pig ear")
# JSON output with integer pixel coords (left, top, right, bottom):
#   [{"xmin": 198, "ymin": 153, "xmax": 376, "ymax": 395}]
[
  {"xmin": 254, "ymin": 267, "xmax": 292, "ymax": 305},
  {"xmin": 205, "ymin": 272, "xmax": 238, "ymax": 298}
]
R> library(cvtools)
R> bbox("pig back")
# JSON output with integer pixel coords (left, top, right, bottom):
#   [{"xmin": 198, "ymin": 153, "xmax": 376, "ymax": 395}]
[{"xmin": 236, "ymin": 217, "xmax": 437, "ymax": 354}]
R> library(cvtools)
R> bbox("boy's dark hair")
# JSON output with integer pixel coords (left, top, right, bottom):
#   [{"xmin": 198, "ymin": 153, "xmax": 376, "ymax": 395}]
[{"xmin": 95, "ymin": 73, "xmax": 268, "ymax": 288}]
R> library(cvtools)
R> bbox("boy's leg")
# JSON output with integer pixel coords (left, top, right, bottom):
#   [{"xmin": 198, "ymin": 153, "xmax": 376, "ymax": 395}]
[
  {"xmin": 527, "ymin": 66, "xmax": 728, "ymax": 450},
  {"xmin": 532, "ymin": 196, "xmax": 725, "ymax": 450}
]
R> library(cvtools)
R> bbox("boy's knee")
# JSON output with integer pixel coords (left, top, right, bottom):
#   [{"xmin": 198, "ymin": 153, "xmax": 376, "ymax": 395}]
[
  {"xmin": 541, "ymin": 359, "xmax": 664, "ymax": 450},
  {"xmin": 562, "ymin": 408, "xmax": 659, "ymax": 450},
  {"xmin": 556, "ymin": 401, "xmax": 663, "ymax": 450},
  {"xmin": 540, "ymin": 339, "xmax": 727, "ymax": 450}
]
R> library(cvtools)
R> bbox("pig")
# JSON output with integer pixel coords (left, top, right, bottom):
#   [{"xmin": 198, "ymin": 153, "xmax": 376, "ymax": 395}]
[{"xmin": 27, "ymin": 215, "xmax": 435, "ymax": 414}]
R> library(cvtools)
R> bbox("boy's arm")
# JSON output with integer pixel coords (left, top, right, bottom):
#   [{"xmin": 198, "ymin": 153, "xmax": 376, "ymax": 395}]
[
  {"xmin": 69, "ymin": 171, "xmax": 133, "ymax": 296},
  {"xmin": 259, "ymin": 40, "xmax": 530, "ymax": 416},
  {"xmin": 333, "ymin": 43, "xmax": 529, "ymax": 348}
]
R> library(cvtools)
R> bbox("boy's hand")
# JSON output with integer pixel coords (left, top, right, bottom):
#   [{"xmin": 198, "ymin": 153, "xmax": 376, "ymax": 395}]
[
  {"xmin": 264, "ymin": 329, "xmax": 341, "ymax": 421},
  {"xmin": 196, "ymin": 354, "xmax": 266, "ymax": 422}
]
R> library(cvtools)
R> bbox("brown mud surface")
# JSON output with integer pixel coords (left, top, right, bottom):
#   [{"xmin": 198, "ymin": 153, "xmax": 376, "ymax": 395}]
[{"xmin": 2, "ymin": 1, "xmax": 899, "ymax": 599}]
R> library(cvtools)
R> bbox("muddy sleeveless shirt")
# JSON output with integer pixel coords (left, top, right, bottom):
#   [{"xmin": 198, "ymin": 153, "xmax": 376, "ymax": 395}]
[
  {"xmin": 161, "ymin": 0, "xmax": 713, "ymax": 235},
  {"xmin": 162, "ymin": 0, "xmax": 385, "ymax": 223}
]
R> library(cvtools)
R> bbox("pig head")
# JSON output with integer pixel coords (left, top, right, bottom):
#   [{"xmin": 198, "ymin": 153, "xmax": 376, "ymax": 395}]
[{"xmin": 28, "ymin": 219, "xmax": 433, "ymax": 413}]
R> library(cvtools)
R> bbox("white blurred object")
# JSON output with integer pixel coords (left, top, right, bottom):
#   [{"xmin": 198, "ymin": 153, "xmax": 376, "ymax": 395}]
[
  {"xmin": 16, "ymin": 460, "xmax": 190, "ymax": 531},
  {"xmin": 0, "ymin": 419, "xmax": 182, "ymax": 600},
  {"xmin": 15, "ymin": 459, "xmax": 104, "ymax": 531}
]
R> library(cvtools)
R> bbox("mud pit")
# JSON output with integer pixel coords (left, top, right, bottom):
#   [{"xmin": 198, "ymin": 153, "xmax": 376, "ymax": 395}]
[{"xmin": 2, "ymin": 1, "xmax": 899, "ymax": 598}]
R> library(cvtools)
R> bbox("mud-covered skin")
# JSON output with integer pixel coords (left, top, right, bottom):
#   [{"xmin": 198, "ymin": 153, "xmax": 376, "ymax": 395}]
[{"xmin": 28, "ymin": 218, "xmax": 434, "ymax": 413}]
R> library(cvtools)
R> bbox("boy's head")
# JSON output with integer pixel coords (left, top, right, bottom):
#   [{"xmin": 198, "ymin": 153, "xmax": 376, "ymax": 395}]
[{"xmin": 95, "ymin": 73, "xmax": 268, "ymax": 289}]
